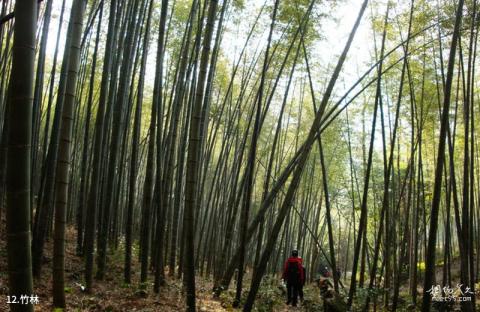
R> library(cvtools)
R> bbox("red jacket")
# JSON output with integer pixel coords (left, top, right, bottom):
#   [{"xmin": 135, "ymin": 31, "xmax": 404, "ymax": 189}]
[{"xmin": 282, "ymin": 257, "xmax": 304, "ymax": 284}]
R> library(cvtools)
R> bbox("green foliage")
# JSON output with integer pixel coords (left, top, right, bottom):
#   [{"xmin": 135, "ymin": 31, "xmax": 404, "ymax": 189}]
[
  {"xmin": 417, "ymin": 261, "xmax": 426, "ymax": 272},
  {"xmin": 232, "ymin": 0, "xmax": 245, "ymax": 10},
  {"xmin": 353, "ymin": 286, "xmax": 386, "ymax": 310},
  {"xmin": 253, "ymin": 276, "xmax": 284, "ymax": 311},
  {"xmin": 138, "ymin": 281, "xmax": 149, "ymax": 290}
]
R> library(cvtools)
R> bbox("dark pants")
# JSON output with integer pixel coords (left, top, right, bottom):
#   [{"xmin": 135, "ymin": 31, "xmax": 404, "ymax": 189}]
[
  {"xmin": 287, "ymin": 282, "xmax": 300, "ymax": 306},
  {"xmin": 299, "ymin": 285, "xmax": 304, "ymax": 300}
]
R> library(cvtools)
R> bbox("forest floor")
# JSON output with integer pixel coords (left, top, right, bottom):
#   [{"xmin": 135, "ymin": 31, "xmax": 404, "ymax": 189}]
[
  {"xmin": 1, "ymin": 218, "xmax": 475, "ymax": 311},
  {"xmin": 0, "ymin": 219, "xmax": 324, "ymax": 311}
]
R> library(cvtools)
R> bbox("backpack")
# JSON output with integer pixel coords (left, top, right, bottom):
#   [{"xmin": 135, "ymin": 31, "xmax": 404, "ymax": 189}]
[{"xmin": 287, "ymin": 260, "xmax": 301, "ymax": 284}]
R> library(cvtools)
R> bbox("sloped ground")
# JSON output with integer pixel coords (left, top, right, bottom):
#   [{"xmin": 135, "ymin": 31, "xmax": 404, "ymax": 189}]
[
  {"xmin": 0, "ymin": 218, "xmax": 460, "ymax": 312},
  {"xmin": 0, "ymin": 219, "xmax": 323, "ymax": 311},
  {"xmin": 0, "ymin": 217, "xmax": 404, "ymax": 312},
  {"xmin": 0, "ymin": 221, "xmax": 202, "ymax": 311}
]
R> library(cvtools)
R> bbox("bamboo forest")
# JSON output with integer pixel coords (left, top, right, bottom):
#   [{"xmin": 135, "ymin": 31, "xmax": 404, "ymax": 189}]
[{"xmin": 3, "ymin": 0, "xmax": 480, "ymax": 311}]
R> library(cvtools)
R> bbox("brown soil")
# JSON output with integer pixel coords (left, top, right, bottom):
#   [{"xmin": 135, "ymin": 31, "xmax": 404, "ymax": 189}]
[{"xmin": 0, "ymin": 220, "xmax": 227, "ymax": 311}]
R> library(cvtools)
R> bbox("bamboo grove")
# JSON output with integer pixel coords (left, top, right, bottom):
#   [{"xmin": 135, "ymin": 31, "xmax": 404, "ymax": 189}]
[{"xmin": 2, "ymin": 0, "xmax": 480, "ymax": 311}]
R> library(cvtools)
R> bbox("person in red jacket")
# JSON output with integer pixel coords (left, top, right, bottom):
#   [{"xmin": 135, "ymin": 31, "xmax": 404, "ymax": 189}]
[{"xmin": 282, "ymin": 250, "xmax": 304, "ymax": 306}]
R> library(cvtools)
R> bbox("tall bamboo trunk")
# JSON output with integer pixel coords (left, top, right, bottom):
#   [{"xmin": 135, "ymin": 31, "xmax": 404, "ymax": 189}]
[
  {"xmin": 183, "ymin": 0, "xmax": 219, "ymax": 310},
  {"xmin": 6, "ymin": 0, "xmax": 37, "ymax": 311},
  {"xmin": 52, "ymin": 0, "xmax": 87, "ymax": 307},
  {"xmin": 421, "ymin": 0, "xmax": 464, "ymax": 310}
]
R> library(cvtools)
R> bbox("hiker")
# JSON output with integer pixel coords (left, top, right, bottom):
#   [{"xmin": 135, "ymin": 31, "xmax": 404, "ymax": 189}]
[
  {"xmin": 282, "ymin": 249, "xmax": 305, "ymax": 307},
  {"xmin": 317, "ymin": 278, "xmax": 347, "ymax": 312},
  {"xmin": 319, "ymin": 265, "xmax": 331, "ymax": 278}
]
